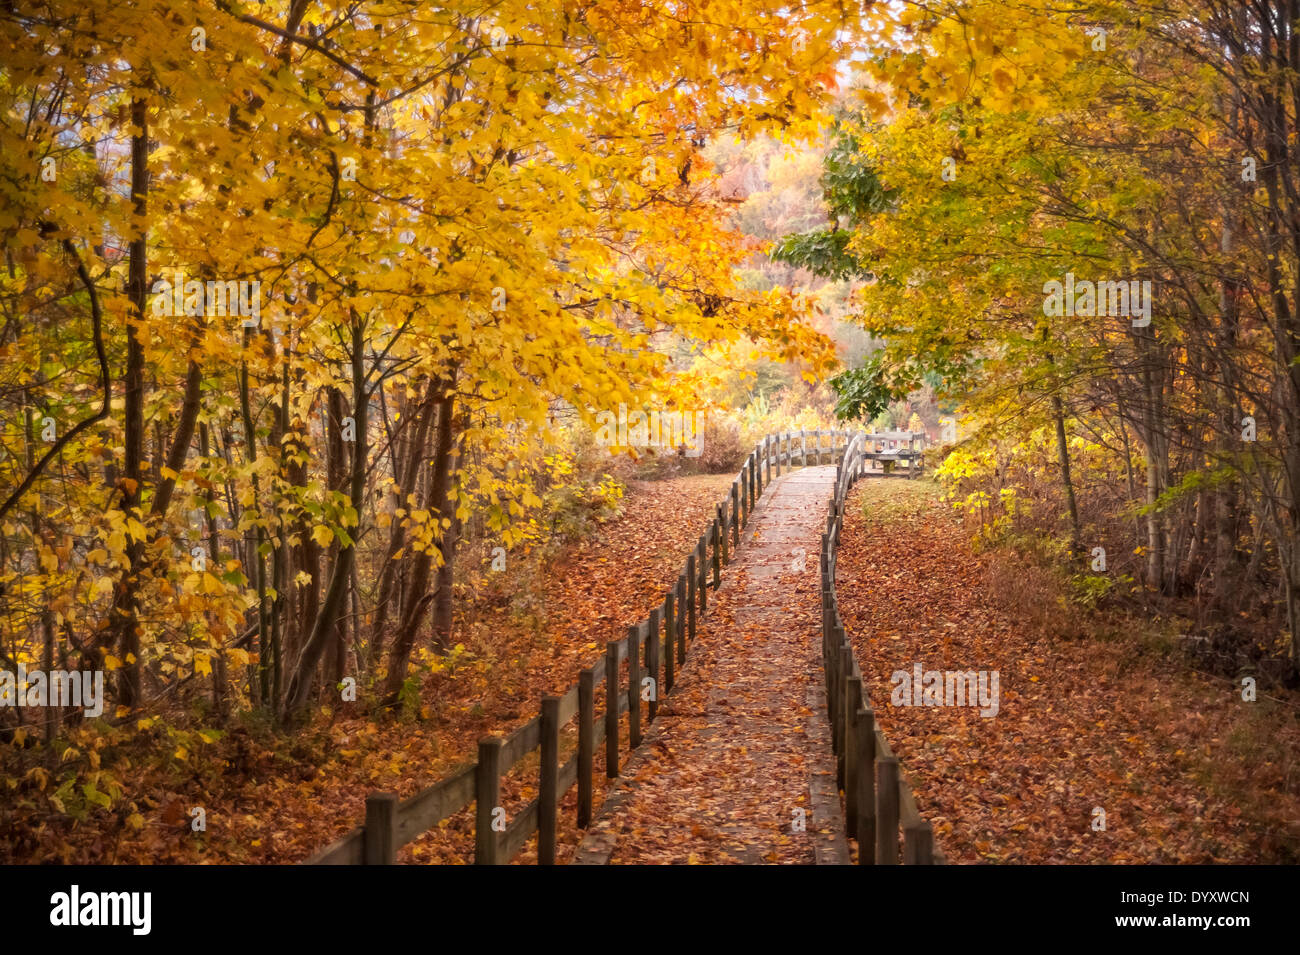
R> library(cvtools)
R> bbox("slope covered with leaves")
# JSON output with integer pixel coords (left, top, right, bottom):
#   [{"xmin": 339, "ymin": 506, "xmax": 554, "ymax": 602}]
[
  {"xmin": 0, "ymin": 472, "xmax": 733, "ymax": 863},
  {"xmin": 835, "ymin": 479, "xmax": 1300, "ymax": 864}
]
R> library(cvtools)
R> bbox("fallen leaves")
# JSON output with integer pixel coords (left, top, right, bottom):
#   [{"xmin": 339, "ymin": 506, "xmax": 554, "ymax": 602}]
[
  {"xmin": 580, "ymin": 469, "xmax": 844, "ymax": 865},
  {"xmin": 835, "ymin": 478, "xmax": 1300, "ymax": 864}
]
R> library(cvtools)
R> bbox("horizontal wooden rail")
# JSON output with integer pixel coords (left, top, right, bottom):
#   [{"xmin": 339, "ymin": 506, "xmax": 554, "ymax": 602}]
[{"xmin": 305, "ymin": 430, "xmax": 847, "ymax": 865}]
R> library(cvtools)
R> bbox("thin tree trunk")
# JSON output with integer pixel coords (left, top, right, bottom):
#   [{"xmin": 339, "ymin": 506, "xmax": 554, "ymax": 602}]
[
  {"xmin": 380, "ymin": 382, "xmax": 457, "ymax": 706},
  {"xmin": 198, "ymin": 423, "xmax": 229, "ymax": 719},
  {"xmin": 1051, "ymin": 394, "xmax": 1081, "ymax": 558},
  {"xmin": 283, "ymin": 316, "xmax": 367, "ymax": 717},
  {"xmin": 368, "ymin": 379, "xmax": 436, "ymax": 666},
  {"xmin": 110, "ymin": 93, "xmax": 150, "ymax": 709}
]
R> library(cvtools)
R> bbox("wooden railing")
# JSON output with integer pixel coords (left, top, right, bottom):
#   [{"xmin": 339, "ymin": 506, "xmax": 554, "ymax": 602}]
[
  {"xmin": 307, "ymin": 429, "xmax": 856, "ymax": 865},
  {"xmin": 821, "ymin": 432, "xmax": 945, "ymax": 864}
]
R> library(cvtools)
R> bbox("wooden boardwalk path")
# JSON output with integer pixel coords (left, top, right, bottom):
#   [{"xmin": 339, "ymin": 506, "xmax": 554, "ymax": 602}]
[
  {"xmin": 308, "ymin": 430, "xmax": 938, "ymax": 867},
  {"xmin": 573, "ymin": 466, "xmax": 850, "ymax": 864}
]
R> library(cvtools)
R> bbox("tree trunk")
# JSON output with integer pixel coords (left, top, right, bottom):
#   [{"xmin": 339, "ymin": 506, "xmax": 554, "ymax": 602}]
[
  {"xmin": 380, "ymin": 381, "xmax": 457, "ymax": 706},
  {"xmin": 368, "ymin": 379, "xmax": 436, "ymax": 666},
  {"xmin": 283, "ymin": 317, "xmax": 368, "ymax": 718},
  {"xmin": 110, "ymin": 93, "xmax": 150, "ymax": 709},
  {"xmin": 1051, "ymin": 394, "xmax": 1081, "ymax": 558}
]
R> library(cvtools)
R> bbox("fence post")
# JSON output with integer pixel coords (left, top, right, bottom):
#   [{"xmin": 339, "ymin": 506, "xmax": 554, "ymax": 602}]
[
  {"xmin": 876, "ymin": 756, "xmax": 900, "ymax": 865},
  {"xmin": 743, "ymin": 462, "xmax": 754, "ymax": 527},
  {"xmin": 698, "ymin": 536, "xmax": 709, "ymax": 615},
  {"xmin": 540, "ymin": 695, "xmax": 560, "ymax": 865},
  {"xmin": 605, "ymin": 642, "xmax": 619, "ymax": 777},
  {"xmin": 845, "ymin": 674, "xmax": 862, "ymax": 837},
  {"xmin": 829, "ymin": 629, "xmax": 843, "ymax": 763},
  {"xmin": 855, "ymin": 707, "xmax": 876, "ymax": 861},
  {"xmin": 647, "ymin": 608, "xmax": 661, "ymax": 721},
  {"xmin": 578, "ymin": 668, "xmax": 594, "ymax": 827},
  {"xmin": 904, "ymin": 819, "xmax": 934, "ymax": 865},
  {"xmin": 801, "ymin": 429, "xmax": 807, "ymax": 466},
  {"xmin": 476, "ymin": 737, "xmax": 503, "ymax": 865},
  {"xmin": 820, "ymin": 586, "xmax": 832, "ymax": 671},
  {"xmin": 364, "ymin": 793, "xmax": 398, "ymax": 865},
  {"xmin": 712, "ymin": 518, "xmax": 722, "ymax": 586},
  {"xmin": 676, "ymin": 575, "xmax": 688, "ymax": 664},
  {"xmin": 663, "ymin": 594, "xmax": 675, "ymax": 696},
  {"xmin": 716, "ymin": 504, "xmax": 728, "ymax": 565},
  {"xmin": 741, "ymin": 461, "xmax": 749, "ymax": 525},
  {"xmin": 730, "ymin": 485, "xmax": 740, "ymax": 550},
  {"xmin": 687, "ymin": 554, "xmax": 697, "ymax": 644},
  {"xmin": 627, "ymin": 625, "xmax": 642, "ymax": 747},
  {"xmin": 827, "ymin": 631, "xmax": 839, "ymax": 750},
  {"xmin": 749, "ymin": 451, "xmax": 757, "ymax": 511}
]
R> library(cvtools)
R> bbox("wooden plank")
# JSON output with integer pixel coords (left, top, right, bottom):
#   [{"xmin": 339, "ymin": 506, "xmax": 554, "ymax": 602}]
[
  {"xmin": 396, "ymin": 763, "xmax": 475, "ymax": 846},
  {"xmin": 499, "ymin": 716, "xmax": 540, "ymax": 770},
  {"xmin": 558, "ymin": 684, "xmax": 579, "ymax": 725},
  {"xmin": 306, "ymin": 826, "xmax": 365, "ymax": 865},
  {"xmin": 898, "ymin": 769, "xmax": 926, "ymax": 828},
  {"xmin": 500, "ymin": 797, "xmax": 540, "ymax": 862},
  {"xmin": 904, "ymin": 819, "xmax": 934, "ymax": 865},
  {"xmin": 558, "ymin": 751, "xmax": 579, "ymax": 798},
  {"xmin": 876, "ymin": 724, "xmax": 895, "ymax": 759},
  {"xmin": 593, "ymin": 682, "xmax": 630, "ymax": 755}
]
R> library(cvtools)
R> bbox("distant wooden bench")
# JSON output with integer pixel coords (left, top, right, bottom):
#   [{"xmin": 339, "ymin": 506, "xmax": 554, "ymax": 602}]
[{"xmin": 859, "ymin": 431, "xmax": 928, "ymax": 478}]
